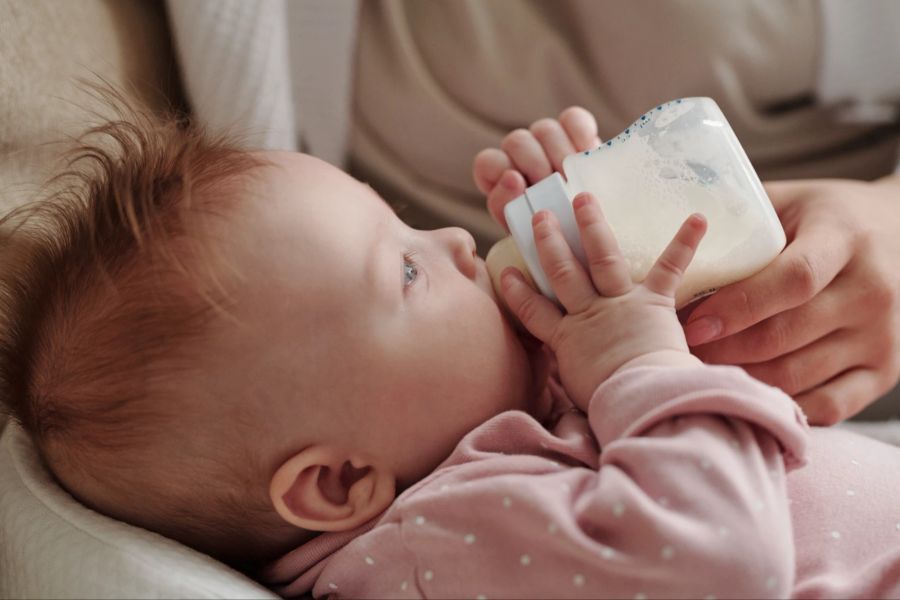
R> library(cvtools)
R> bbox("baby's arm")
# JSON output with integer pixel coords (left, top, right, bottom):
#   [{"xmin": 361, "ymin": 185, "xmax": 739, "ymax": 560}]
[{"xmin": 314, "ymin": 364, "xmax": 808, "ymax": 599}]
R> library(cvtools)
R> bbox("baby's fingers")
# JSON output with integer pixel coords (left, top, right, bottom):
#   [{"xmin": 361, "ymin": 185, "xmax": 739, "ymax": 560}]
[
  {"xmin": 573, "ymin": 193, "xmax": 632, "ymax": 296},
  {"xmin": 473, "ymin": 148, "xmax": 514, "ymax": 196},
  {"xmin": 500, "ymin": 267, "xmax": 562, "ymax": 345},
  {"xmin": 501, "ymin": 129, "xmax": 553, "ymax": 185},
  {"xmin": 643, "ymin": 214, "xmax": 707, "ymax": 298},
  {"xmin": 487, "ymin": 170, "xmax": 527, "ymax": 231},
  {"xmin": 559, "ymin": 106, "xmax": 602, "ymax": 152}
]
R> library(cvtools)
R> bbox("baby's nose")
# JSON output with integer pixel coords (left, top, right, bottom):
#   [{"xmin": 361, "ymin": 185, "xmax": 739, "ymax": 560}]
[{"xmin": 439, "ymin": 227, "xmax": 477, "ymax": 279}]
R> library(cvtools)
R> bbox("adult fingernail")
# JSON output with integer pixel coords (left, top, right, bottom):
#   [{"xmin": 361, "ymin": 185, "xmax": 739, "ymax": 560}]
[{"xmin": 684, "ymin": 316, "xmax": 722, "ymax": 346}]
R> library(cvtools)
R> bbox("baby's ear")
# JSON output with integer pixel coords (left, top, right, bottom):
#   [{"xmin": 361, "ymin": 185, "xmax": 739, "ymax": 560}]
[{"xmin": 269, "ymin": 446, "xmax": 395, "ymax": 531}]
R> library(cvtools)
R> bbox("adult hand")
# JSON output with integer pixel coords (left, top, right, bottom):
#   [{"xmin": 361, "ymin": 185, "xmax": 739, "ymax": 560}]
[
  {"xmin": 683, "ymin": 176, "xmax": 900, "ymax": 425},
  {"xmin": 473, "ymin": 107, "xmax": 601, "ymax": 231}
]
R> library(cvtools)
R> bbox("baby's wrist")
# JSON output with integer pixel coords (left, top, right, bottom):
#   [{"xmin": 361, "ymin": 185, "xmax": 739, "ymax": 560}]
[{"xmin": 613, "ymin": 350, "xmax": 704, "ymax": 375}]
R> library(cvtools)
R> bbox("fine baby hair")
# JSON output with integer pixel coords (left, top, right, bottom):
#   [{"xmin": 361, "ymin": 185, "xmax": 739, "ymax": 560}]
[{"xmin": 0, "ymin": 93, "xmax": 295, "ymax": 570}]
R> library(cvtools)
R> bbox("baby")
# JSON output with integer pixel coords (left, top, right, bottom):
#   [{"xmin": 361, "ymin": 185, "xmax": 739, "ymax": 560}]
[{"xmin": 2, "ymin": 101, "xmax": 900, "ymax": 599}]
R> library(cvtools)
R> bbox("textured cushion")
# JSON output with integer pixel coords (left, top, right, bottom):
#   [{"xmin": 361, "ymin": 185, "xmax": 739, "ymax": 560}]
[{"xmin": 0, "ymin": 422, "xmax": 277, "ymax": 599}]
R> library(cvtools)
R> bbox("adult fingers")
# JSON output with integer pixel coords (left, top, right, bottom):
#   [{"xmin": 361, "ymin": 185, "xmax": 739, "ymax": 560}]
[
  {"xmin": 795, "ymin": 368, "xmax": 887, "ymax": 425},
  {"xmin": 500, "ymin": 267, "xmax": 563, "ymax": 345},
  {"xmin": 486, "ymin": 170, "xmax": 527, "ymax": 231},
  {"xmin": 473, "ymin": 147, "xmax": 513, "ymax": 196},
  {"xmin": 683, "ymin": 217, "xmax": 853, "ymax": 347},
  {"xmin": 643, "ymin": 214, "xmax": 707, "ymax": 299},
  {"xmin": 572, "ymin": 192, "xmax": 632, "ymax": 296},
  {"xmin": 529, "ymin": 118, "xmax": 576, "ymax": 174},
  {"xmin": 739, "ymin": 329, "xmax": 858, "ymax": 397},
  {"xmin": 559, "ymin": 106, "xmax": 602, "ymax": 152},
  {"xmin": 534, "ymin": 210, "xmax": 597, "ymax": 314},
  {"xmin": 501, "ymin": 129, "xmax": 553, "ymax": 185},
  {"xmin": 692, "ymin": 280, "xmax": 851, "ymax": 365}
]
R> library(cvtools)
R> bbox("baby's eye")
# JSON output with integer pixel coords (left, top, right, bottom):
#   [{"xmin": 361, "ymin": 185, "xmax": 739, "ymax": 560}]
[{"xmin": 403, "ymin": 251, "xmax": 419, "ymax": 288}]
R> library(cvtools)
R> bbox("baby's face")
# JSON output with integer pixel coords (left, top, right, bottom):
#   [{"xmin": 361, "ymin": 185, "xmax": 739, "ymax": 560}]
[{"xmin": 212, "ymin": 152, "xmax": 546, "ymax": 485}]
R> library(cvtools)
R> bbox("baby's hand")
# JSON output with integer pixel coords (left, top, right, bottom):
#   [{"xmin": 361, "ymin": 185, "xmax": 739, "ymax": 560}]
[
  {"xmin": 473, "ymin": 107, "xmax": 601, "ymax": 230},
  {"xmin": 500, "ymin": 193, "xmax": 707, "ymax": 412}
]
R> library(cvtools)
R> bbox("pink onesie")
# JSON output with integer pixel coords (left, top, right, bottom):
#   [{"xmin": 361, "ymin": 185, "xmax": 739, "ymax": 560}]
[{"xmin": 262, "ymin": 364, "xmax": 900, "ymax": 598}]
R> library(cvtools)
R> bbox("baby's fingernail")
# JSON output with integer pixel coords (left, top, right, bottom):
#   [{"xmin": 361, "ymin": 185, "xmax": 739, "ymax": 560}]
[
  {"xmin": 573, "ymin": 193, "xmax": 591, "ymax": 210},
  {"xmin": 684, "ymin": 315, "xmax": 722, "ymax": 346}
]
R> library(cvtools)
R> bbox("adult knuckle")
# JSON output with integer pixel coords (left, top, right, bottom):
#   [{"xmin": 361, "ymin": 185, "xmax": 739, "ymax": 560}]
[
  {"xmin": 787, "ymin": 254, "xmax": 820, "ymax": 301},
  {"xmin": 814, "ymin": 396, "xmax": 844, "ymax": 426},
  {"xmin": 866, "ymin": 273, "xmax": 896, "ymax": 313},
  {"xmin": 774, "ymin": 360, "xmax": 804, "ymax": 395},
  {"xmin": 751, "ymin": 318, "xmax": 789, "ymax": 357}
]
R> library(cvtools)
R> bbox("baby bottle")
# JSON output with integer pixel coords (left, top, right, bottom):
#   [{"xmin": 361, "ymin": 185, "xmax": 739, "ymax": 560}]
[{"xmin": 485, "ymin": 97, "xmax": 786, "ymax": 309}]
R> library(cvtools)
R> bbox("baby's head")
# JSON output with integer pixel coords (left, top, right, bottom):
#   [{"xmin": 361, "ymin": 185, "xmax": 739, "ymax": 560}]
[{"xmin": 0, "ymin": 109, "xmax": 545, "ymax": 569}]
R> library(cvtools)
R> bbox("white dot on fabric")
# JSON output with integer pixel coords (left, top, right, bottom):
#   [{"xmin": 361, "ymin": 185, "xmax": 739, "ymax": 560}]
[
  {"xmin": 635, "ymin": 593, "xmax": 647, "ymax": 600},
  {"xmin": 704, "ymin": 595, "xmax": 716, "ymax": 600},
  {"xmin": 661, "ymin": 545, "xmax": 675, "ymax": 560},
  {"xmin": 846, "ymin": 490, "xmax": 856, "ymax": 497},
  {"xmin": 573, "ymin": 574, "xmax": 585, "ymax": 587},
  {"xmin": 831, "ymin": 530, "xmax": 841, "ymax": 540},
  {"xmin": 753, "ymin": 499, "xmax": 766, "ymax": 513},
  {"xmin": 851, "ymin": 459, "xmax": 860, "ymax": 466},
  {"xmin": 561, "ymin": 482, "xmax": 571, "ymax": 492},
  {"xmin": 400, "ymin": 580, "xmax": 408, "ymax": 591},
  {"xmin": 415, "ymin": 515, "xmax": 426, "ymax": 525},
  {"xmin": 365, "ymin": 556, "xmax": 375, "ymax": 565},
  {"xmin": 520, "ymin": 554, "xmax": 531, "ymax": 566},
  {"xmin": 464, "ymin": 533, "xmax": 476, "ymax": 545},
  {"xmin": 476, "ymin": 595, "xmax": 488, "ymax": 600},
  {"xmin": 717, "ymin": 526, "xmax": 730, "ymax": 537},
  {"xmin": 658, "ymin": 496, "xmax": 669, "ymax": 507},
  {"xmin": 328, "ymin": 583, "xmax": 338, "ymax": 590},
  {"xmin": 424, "ymin": 570, "xmax": 434, "ymax": 581},
  {"xmin": 730, "ymin": 440, "xmax": 740, "ymax": 449},
  {"xmin": 440, "ymin": 484, "xmax": 450, "ymax": 493},
  {"xmin": 613, "ymin": 502, "xmax": 625, "ymax": 517},
  {"xmin": 700, "ymin": 459, "xmax": 712, "ymax": 470},
  {"xmin": 895, "ymin": 522, "xmax": 900, "ymax": 531},
  {"xmin": 548, "ymin": 522, "xmax": 558, "ymax": 534},
  {"xmin": 601, "ymin": 547, "xmax": 615, "ymax": 559},
  {"xmin": 765, "ymin": 576, "xmax": 777, "ymax": 590},
  {"xmin": 503, "ymin": 496, "xmax": 512, "ymax": 508}
]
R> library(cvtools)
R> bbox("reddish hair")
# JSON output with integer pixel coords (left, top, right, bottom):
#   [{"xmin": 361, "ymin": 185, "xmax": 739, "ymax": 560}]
[{"xmin": 0, "ymin": 94, "xmax": 299, "ymax": 569}]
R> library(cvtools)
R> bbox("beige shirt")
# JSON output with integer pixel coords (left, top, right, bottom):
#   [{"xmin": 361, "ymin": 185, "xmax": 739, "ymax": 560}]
[{"xmin": 350, "ymin": 0, "xmax": 900, "ymax": 253}]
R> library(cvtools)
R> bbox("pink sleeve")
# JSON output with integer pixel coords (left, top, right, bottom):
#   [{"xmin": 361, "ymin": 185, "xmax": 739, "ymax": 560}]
[{"xmin": 317, "ymin": 364, "xmax": 809, "ymax": 599}]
